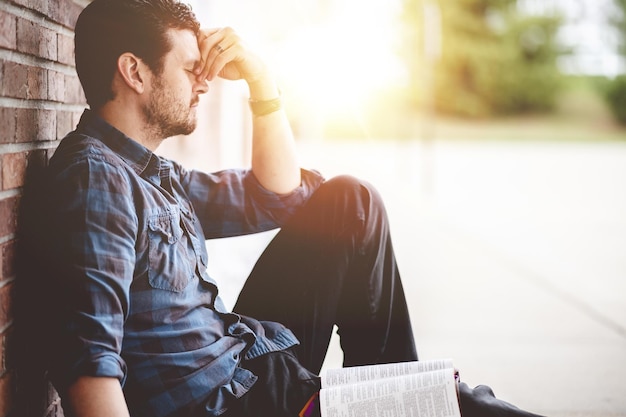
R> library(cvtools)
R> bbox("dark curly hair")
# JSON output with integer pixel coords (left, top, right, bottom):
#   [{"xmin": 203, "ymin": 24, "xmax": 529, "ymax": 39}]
[{"xmin": 75, "ymin": 0, "xmax": 201, "ymax": 109}]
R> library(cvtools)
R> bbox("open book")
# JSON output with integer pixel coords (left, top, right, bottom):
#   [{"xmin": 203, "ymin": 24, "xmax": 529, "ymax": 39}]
[{"xmin": 318, "ymin": 359, "xmax": 461, "ymax": 417}]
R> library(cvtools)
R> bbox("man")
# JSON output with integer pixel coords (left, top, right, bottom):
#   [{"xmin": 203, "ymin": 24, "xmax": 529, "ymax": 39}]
[{"xmin": 33, "ymin": 1, "xmax": 545, "ymax": 416}]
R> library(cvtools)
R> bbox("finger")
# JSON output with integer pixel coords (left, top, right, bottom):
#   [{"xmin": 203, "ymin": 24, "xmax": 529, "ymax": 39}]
[
  {"xmin": 195, "ymin": 28, "xmax": 225, "ymax": 80},
  {"xmin": 197, "ymin": 27, "xmax": 238, "ymax": 81},
  {"xmin": 206, "ymin": 33, "xmax": 240, "ymax": 81},
  {"xmin": 196, "ymin": 33, "xmax": 218, "ymax": 79}
]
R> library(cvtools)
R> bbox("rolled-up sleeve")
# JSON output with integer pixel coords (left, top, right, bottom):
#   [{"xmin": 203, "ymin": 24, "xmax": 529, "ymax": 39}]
[{"xmin": 180, "ymin": 166, "xmax": 325, "ymax": 239}]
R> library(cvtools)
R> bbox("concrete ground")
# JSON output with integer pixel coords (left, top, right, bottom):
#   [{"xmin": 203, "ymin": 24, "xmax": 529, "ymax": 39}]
[{"xmin": 207, "ymin": 138, "xmax": 626, "ymax": 417}]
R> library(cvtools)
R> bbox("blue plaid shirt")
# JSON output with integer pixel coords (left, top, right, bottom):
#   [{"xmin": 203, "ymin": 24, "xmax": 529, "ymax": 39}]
[{"xmin": 45, "ymin": 110, "xmax": 324, "ymax": 417}]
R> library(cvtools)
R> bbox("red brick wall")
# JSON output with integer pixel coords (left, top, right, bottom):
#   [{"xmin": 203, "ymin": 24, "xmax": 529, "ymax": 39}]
[{"xmin": 0, "ymin": 1, "xmax": 86, "ymax": 416}]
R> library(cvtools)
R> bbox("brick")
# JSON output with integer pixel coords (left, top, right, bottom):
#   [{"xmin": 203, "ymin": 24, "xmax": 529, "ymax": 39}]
[
  {"xmin": 1, "ymin": 241, "xmax": 16, "ymax": 282},
  {"xmin": 0, "ymin": 108, "xmax": 16, "ymax": 144},
  {"xmin": 14, "ymin": 109, "xmax": 36, "ymax": 143},
  {"xmin": 11, "ymin": 0, "xmax": 47, "ymax": 16},
  {"xmin": 40, "ymin": 26, "xmax": 58, "ymax": 62},
  {"xmin": 0, "ymin": 371, "xmax": 13, "ymax": 417},
  {"xmin": 46, "ymin": 0, "xmax": 83, "ymax": 28},
  {"xmin": 55, "ymin": 0, "xmax": 83, "ymax": 29},
  {"xmin": 27, "ymin": 66, "xmax": 48, "ymax": 100},
  {"xmin": 2, "ymin": 152, "xmax": 29, "ymax": 190},
  {"xmin": 1, "ymin": 62, "xmax": 29, "ymax": 99},
  {"xmin": 16, "ymin": 18, "xmax": 57, "ymax": 61},
  {"xmin": 1, "ymin": 325, "xmax": 15, "ymax": 373},
  {"xmin": 1, "ymin": 330, "xmax": 7, "ymax": 374},
  {"xmin": 57, "ymin": 33, "xmax": 75, "ymax": 66},
  {"xmin": 0, "ymin": 196, "xmax": 20, "ymax": 238},
  {"xmin": 72, "ymin": 110, "xmax": 83, "ymax": 128},
  {"xmin": 36, "ymin": 109, "xmax": 57, "ymax": 141},
  {"xmin": 47, "ymin": 0, "xmax": 62, "ymax": 25},
  {"xmin": 16, "ymin": 109, "xmax": 57, "ymax": 142},
  {"xmin": 13, "ymin": 149, "xmax": 46, "ymax": 190},
  {"xmin": 0, "ymin": 10, "xmax": 17, "ymax": 50},
  {"xmin": 0, "ymin": 283, "xmax": 13, "ymax": 330},
  {"xmin": 16, "ymin": 17, "xmax": 38, "ymax": 57},
  {"xmin": 56, "ymin": 110, "xmax": 73, "ymax": 139},
  {"xmin": 48, "ymin": 70, "xmax": 65, "ymax": 102},
  {"xmin": 64, "ymin": 74, "xmax": 86, "ymax": 105}
]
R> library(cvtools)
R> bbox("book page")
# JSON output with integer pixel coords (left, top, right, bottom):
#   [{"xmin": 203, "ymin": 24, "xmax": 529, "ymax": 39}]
[
  {"xmin": 319, "ymin": 368, "xmax": 460, "ymax": 417},
  {"xmin": 321, "ymin": 359, "xmax": 455, "ymax": 388}
]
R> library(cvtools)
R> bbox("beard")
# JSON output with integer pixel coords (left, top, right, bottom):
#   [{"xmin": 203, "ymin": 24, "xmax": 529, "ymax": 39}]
[{"xmin": 142, "ymin": 76, "xmax": 198, "ymax": 140}]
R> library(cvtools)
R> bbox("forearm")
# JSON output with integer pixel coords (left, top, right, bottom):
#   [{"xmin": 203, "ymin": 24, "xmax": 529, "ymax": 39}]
[
  {"xmin": 66, "ymin": 376, "xmax": 130, "ymax": 417},
  {"xmin": 248, "ymin": 77, "xmax": 301, "ymax": 194},
  {"xmin": 195, "ymin": 27, "xmax": 301, "ymax": 193}
]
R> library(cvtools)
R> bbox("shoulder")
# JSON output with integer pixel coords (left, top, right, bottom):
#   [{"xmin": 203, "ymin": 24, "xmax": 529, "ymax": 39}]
[
  {"xmin": 46, "ymin": 133, "xmax": 136, "ymax": 201},
  {"xmin": 50, "ymin": 132, "xmax": 124, "ymax": 172}
]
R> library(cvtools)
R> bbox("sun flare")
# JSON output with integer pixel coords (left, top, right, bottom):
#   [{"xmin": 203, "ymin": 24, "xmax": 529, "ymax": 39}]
[
  {"xmin": 194, "ymin": 0, "xmax": 408, "ymax": 138},
  {"xmin": 272, "ymin": 0, "xmax": 406, "ymax": 119}
]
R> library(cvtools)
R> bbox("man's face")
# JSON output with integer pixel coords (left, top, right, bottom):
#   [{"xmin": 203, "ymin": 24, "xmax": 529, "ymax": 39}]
[{"xmin": 142, "ymin": 29, "xmax": 207, "ymax": 139}]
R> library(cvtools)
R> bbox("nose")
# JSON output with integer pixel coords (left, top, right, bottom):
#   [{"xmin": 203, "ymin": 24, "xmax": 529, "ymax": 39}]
[{"xmin": 194, "ymin": 77, "xmax": 209, "ymax": 95}]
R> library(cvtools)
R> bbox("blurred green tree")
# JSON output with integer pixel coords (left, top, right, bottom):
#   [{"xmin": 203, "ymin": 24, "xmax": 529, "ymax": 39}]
[
  {"xmin": 605, "ymin": 0, "xmax": 626, "ymax": 125},
  {"xmin": 613, "ymin": 0, "xmax": 626, "ymax": 55},
  {"xmin": 605, "ymin": 75, "xmax": 626, "ymax": 124},
  {"xmin": 402, "ymin": 0, "xmax": 565, "ymax": 117}
]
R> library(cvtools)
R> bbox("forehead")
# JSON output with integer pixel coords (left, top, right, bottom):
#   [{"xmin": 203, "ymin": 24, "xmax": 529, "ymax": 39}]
[{"xmin": 164, "ymin": 28, "xmax": 200, "ymax": 65}]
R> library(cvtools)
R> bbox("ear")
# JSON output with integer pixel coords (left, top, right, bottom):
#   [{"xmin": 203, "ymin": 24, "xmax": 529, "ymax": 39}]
[{"xmin": 116, "ymin": 52, "xmax": 148, "ymax": 95}]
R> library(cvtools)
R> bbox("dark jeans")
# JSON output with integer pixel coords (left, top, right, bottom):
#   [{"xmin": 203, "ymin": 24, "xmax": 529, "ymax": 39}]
[
  {"xmin": 231, "ymin": 175, "xmax": 545, "ymax": 417},
  {"xmin": 223, "ymin": 348, "xmax": 322, "ymax": 417},
  {"xmin": 235, "ymin": 175, "xmax": 418, "ymax": 374}
]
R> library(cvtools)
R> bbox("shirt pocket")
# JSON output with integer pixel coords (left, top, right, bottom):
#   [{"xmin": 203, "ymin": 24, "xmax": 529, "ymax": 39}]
[{"xmin": 148, "ymin": 210, "xmax": 194, "ymax": 292}]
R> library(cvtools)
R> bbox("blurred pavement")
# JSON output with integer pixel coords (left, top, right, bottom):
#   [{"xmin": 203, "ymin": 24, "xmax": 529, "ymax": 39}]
[{"xmin": 207, "ymin": 138, "xmax": 626, "ymax": 417}]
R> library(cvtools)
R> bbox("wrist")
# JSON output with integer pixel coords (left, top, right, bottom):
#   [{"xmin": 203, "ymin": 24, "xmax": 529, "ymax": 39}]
[
  {"xmin": 248, "ymin": 84, "xmax": 280, "ymax": 101},
  {"xmin": 246, "ymin": 69, "xmax": 280, "ymax": 101},
  {"xmin": 249, "ymin": 92, "xmax": 282, "ymax": 117},
  {"xmin": 247, "ymin": 71, "xmax": 282, "ymax": 116}
]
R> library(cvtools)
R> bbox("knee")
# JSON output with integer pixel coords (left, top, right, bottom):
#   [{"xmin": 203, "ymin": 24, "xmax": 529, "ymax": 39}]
[
  {"xmin": 312, "ymin": 176, "xmax": 389, "ymax": 236},
  {"xmin": 319, "ymin": 175, "xmax": 384, "ymax": 210}
]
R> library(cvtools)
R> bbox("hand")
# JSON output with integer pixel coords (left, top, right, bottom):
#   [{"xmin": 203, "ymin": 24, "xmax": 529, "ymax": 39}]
[{"xmin": 195, "ymin": 27, "xmax": 268, "ymax": 84}]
